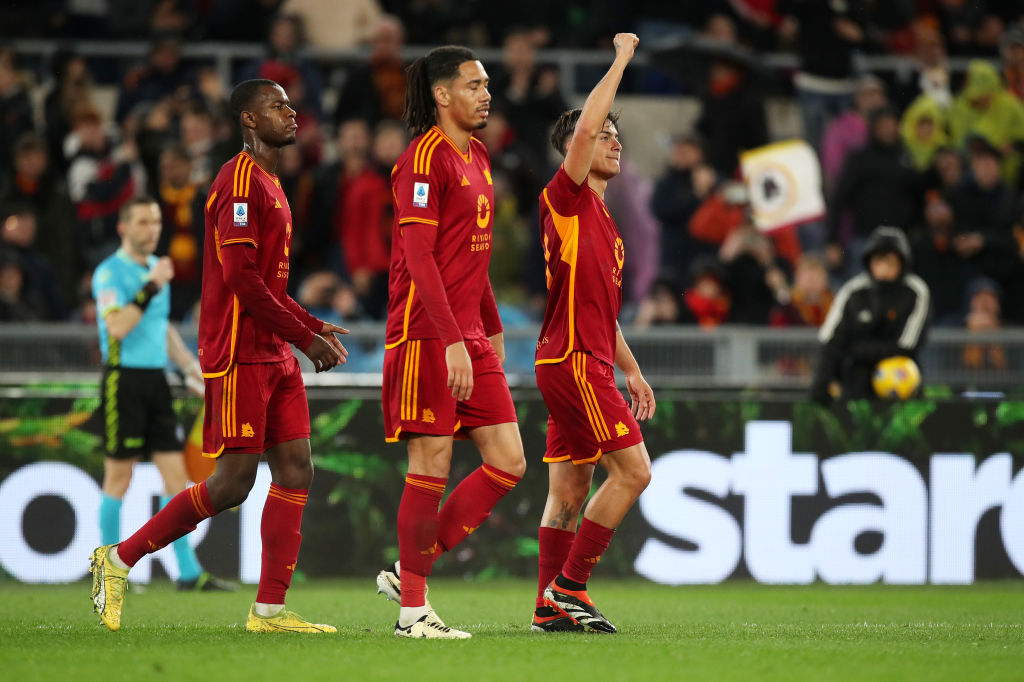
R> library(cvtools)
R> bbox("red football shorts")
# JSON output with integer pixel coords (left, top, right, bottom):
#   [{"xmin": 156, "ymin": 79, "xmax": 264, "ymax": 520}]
[
  {"xmin": 383, "ymin": 336, "xmax": 517, "ymax": 442},
  {"xmin": 536, "ymin": 351, "xmax": 643, "ymax": 465},
  {"xmin": 202, "ymin": 356, "xmax": 310, "ymax": 457}
]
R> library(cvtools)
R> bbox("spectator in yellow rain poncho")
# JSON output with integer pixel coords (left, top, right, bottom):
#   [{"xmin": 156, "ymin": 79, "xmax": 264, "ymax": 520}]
[
  {"xmin": 901, "ymin": 94, "xmax": 949, "ymax": 171},
  {"xmin": 950, "ymin": 60, "xmax": 1024, "ymax": 184}
]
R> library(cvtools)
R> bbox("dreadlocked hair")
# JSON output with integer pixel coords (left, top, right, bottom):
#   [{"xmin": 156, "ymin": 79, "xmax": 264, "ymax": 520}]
[{"xmin": 403, "ymin": 45, "xmax": 479, "ymax": 137}]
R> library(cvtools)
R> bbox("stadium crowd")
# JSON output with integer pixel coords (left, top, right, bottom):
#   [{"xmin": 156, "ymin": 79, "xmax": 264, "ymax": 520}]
[{"xmin": 0, "ymin": 0, "xmax": 1022, "ymax": 357}]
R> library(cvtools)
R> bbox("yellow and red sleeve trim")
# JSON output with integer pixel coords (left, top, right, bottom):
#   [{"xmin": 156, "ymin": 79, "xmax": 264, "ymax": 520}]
[
  {"xmin": 398, "ymin": 217, "xmax": 439, "ymax": 226},
  {"xmin": 221, "ymin": 237, "xmax": 258, "ymax": 248}
]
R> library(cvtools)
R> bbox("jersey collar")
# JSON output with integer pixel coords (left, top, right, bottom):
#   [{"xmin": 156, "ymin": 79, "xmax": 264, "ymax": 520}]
[{"xmin": 431, "ymin": 126, "xmax": 472, "ymax": 164}]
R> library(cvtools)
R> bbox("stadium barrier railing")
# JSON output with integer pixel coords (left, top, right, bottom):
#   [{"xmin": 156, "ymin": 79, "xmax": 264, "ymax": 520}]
[{"xmin": 0, "ymin": 323, "xmax": 1020, "ymax": 392}]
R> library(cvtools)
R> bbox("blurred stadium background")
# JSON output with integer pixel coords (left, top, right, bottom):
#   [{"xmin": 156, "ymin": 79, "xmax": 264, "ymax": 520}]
[{"xmin": 1, "ymin": 0, "xmax": 1024, "ymax": 594}]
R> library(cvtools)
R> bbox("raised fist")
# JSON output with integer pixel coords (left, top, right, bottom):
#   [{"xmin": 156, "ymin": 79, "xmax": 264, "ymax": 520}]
[{"xmin": 613, "ymin": 33, "xmax": 639, "ymax": 59}]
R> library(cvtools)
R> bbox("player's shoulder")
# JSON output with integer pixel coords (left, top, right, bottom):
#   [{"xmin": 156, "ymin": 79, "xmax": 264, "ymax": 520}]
[
  {"xmin": 210, "ymin": 152, "xmax": 266, "ymax": 200},
  {"xmin": 212, "ymin": 152, "xmax": 245, "ymax": 185},
  {"xmin": 543, "ymin": 165, "xmax": 585, "ymax": 202}
]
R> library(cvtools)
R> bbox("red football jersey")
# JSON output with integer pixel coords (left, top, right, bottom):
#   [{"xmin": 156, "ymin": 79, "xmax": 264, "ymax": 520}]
[
  {"xmin": 199, "ymin": 152, "xmax": 296, "ymax": 375},
  {"xmin": 535, "ymin": 166, "xmax": 625, "ymax": 367},
  {"xmin": 385, "ymin": 126, "xmax": 495, "ymax": 347}
]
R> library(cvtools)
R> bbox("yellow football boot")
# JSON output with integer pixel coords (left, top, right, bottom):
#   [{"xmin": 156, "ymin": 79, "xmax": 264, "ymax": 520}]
[
  {"xmin": 245, "ymin": 605, "xmax": 337, "ymax": 633},
  {"xmin": 90, "ymin": 544, "xmax": 129, "ymax": 632}
]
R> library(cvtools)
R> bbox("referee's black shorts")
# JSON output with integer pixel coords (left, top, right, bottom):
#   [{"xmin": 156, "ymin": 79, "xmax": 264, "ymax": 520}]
[{"xmin": 99, "ymin": 367, "xmax": 182, "ymax": 459}]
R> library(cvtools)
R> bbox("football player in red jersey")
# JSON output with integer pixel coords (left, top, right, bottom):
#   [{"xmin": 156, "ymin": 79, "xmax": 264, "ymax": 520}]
[
  {"xmin": 90, "ymin": 79, "xmax": 348, "ymax": 634},
  {"xmin": 374, "ymin": 46, "xmax": 526, "ymax": 639},
  {"xmin": 531, "ymin": 34, "xmax": 656, "ymax": 633}
]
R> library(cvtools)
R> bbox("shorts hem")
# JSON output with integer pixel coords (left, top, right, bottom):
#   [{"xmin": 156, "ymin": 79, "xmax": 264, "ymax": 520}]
[
  {"xmin": 573, "ymin": 449, "xmax": 603, "ymax": 465},
  {"xmin": 542, "ymin": 454, "xmax": 572, "ymax": 463},
  {"xmin": 456, "ymin": 418, "xmax": 519, "ymax": 431},
  {"xmin": 263, "ymin": 432, "xmax": 311, "ymax": 451},
  {"xmin": 598, "ymin": 435, "xmax": 645, "ymax": 457},
  {"xmin": 104, "ymin": 449, "xmax": 146, "ymax": 461},
  {"xmin": 214, "ymin": 444, "xmax": 266, "ymax": 455},
  {"xmin": 202, "ymin": 444, "xmax": 226, "ymax": 459}
]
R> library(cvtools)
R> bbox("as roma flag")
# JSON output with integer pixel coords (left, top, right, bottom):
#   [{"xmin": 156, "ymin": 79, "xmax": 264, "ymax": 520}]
[{"xmin": 741, "ymin": 140, "xmax": 825, "ymax": 233}]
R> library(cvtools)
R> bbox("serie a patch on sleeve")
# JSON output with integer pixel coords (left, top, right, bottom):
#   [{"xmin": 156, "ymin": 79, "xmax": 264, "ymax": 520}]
[
  {"xmin": 413, "ymin": 182, "xmax": 429, "ymax": 208},
  {"xmin": 233, "ymin": 202, "xmax": 248, "ymax": 226}
]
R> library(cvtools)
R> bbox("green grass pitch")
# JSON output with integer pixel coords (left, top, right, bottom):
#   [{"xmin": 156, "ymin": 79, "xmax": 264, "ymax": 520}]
[{"xmin": 1, "ymin": 579, "xmax": 1022, "ymax": 682}]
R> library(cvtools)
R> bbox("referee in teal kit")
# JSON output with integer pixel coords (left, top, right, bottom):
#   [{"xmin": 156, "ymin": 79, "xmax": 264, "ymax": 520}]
[{"xmin": 93, "ymin": 196, "xmax": 232, "ymax": 591}]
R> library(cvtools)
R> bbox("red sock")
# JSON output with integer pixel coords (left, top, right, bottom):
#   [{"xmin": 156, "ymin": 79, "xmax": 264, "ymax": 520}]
[
  {"xmin": 561, "ymin": 518, "xmax": 615, "ymax": 586},
  {"xmin": 537, "ymin": 526, "xmax": 575, "ymax": 609},
  {"xmin": 397, "ymin": 473, "xmax": 446, "ymax": 607},
  {"xmin": 117, "ymin": 481, "xmax": 214, "ymax": 566},
  {"xmin": 402, "ymin": 571, "xmax": 427, "ymax": 610},
  {"xmin": 437, "ymin": 464, "xmax": 521, "ymax": 553},
  {"xmin": 255, "ymin": 484, "xmax": 307, "ymax": 605}
]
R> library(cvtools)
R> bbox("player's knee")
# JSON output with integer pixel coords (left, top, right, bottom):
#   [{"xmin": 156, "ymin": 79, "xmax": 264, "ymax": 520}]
[
  {"xmin": 612, "ymin": 461, "xmax": 651, "ymax": 499},
  {"xmin": 629, "ymin": 461, "xmax": 652, "ymax": 497},
  {"xmin": 504, "ymin": 454, "xmax": 527, "ymax": 479},
  {"xmin": 207, "ymin": 471, "xmax": 257, "ymax": 510},
  {"xmin": 552, "ymin": 477, "xmax": 589, "ymax": 511},
  {"xmin": 221, "ymin": 481, "xmax": 253, "ymax": 509},
  {"xmin": 277, "ymin": 457, "xmax": 313, "ymax": 489}
]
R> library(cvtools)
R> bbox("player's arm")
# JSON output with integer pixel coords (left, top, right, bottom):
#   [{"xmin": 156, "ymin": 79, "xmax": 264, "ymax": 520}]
[
  {"xmin": 283, "ymin": 295, "xmax": 350, "ymax": 361},
  {"xmin": 562, "ymin": 33, "xmax": 638, "ymax": 186},
  {"xmin": 615, "ymin": 321, "xmax": 655, "ymax": 421},
  {"xmin": 403, "ymin": 224, "xmax": 473, "ymax": 400},
  {"xmin": 103, "ymin": 257, "xmax": 174, "ymax": 341},
  {"xmin": 480, "ymin": 278, "xmax": 504, "ymax": 364},
  {"xmin": 220, "ymin": 244, "xmax": 342, "ymax": 372}
]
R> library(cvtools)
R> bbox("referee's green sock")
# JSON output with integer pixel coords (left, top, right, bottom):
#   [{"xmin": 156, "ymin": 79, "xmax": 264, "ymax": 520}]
[
  {"xmin": 160, "ymin": 494, "xmax": 203, "ymax": 582},
  {"xmin": 100, "ymin": 493, "xmax": 122, "ymax": 545}
]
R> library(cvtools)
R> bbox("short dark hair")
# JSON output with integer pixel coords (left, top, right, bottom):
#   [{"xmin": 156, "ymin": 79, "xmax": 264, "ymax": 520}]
[
  {"xmin": 550, "ymin": 108, "xmax": 620, "ymax": 157},
  {"xmin": 13, "ymin": 132, "xmax": 46, "ymax": 157},
  {"xmin": 229, "ymin": 79, "xmax": 278, "ymax": 126},
  {"xmin": 160, "ymin": 142, "xmax": 189, "ymax": 162},
  {"xmin": 119, "ymin": 196, "xmax": 159, "ymax": 224},
  {"xmin": 403, "ymin": 45, "xmax": 479, "ymax": 137}
]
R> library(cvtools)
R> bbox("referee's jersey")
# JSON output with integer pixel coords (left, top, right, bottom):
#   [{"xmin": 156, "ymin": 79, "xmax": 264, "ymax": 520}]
[{"xmin": 93, "ymin": 248, "xmax": 170, "ymax": 368}]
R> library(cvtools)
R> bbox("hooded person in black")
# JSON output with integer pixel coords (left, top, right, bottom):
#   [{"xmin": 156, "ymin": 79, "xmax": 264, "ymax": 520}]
[{"xmin": 811, "ymin": 226, "xmax": 931, "ymax": 404}]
